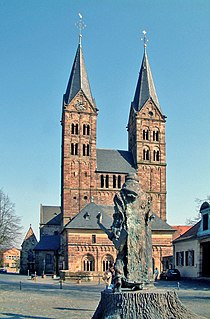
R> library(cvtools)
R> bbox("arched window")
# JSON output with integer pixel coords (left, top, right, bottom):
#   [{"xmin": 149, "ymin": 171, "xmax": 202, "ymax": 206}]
[
  {"xmin": 143, "ymin": 129, "xmax": 149, "ymax": 140},
  {"xmin": 143, "ymin": 148, "xmax": 150, "ymax": 161},
  {"xmin": 83, "ymin": 254, "xmax": 95, "ymax": 271},
  {"xmin": 102, "ymin": 254, "xmax": 114, "ymax": 272},
  {"xmin": 83, "ymin": 144, "xmax": 90, "ymax": 156},
  {"xmin": 118, "ymin": 175, "xmax": 121, "ymax": 188},
  {"xmin": 83, "ymin": 124, "xmax": 90, "ymax": 135},
  {"xmin": 153, "ymin": 150, "xmax": 160, "ymax": 161},
  {"xmin": 105, "ymin": 175, "xmax": 109, "ymax": 188},
  {"xmin": 113, "ymin": 175, "xmax": 117, "ymax": 188},
  {"xmin": 153, "ymin": 130, "xmax": 159, "ymax": 141},
  {"xmin": 71, "ymin": 143, "xmax": 78, "ymax": 155},
  {"xmin": 71, "ymin": 123, "xmax": 79, "ymax": 135}
]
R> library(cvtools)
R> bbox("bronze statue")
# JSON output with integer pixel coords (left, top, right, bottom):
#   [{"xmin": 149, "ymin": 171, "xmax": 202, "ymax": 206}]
[{"xmin": 97, "ymin": 173, "xmax": 154, "ymax": 292}]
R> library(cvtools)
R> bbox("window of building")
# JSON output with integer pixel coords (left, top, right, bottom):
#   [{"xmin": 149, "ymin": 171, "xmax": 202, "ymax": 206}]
[
  {"xmin": 92, "ymin": 235, "xmax": 96, "ymax": 244},
  {"xmin": 83, "ymin": 144, "xmax": 90, "ymax": 156},
  {"xmin": 153, "ymin": 130, "xmax": 159, "ymax": 141},
  {"xmin": 113, "ymin": 175, "xmax": 117, "ymax": 188},
  {"xmin": 83, "ymin": 254, "xmax": 95, "ymax": 271},
  {"xmin": 153, "ymin": 150, "xmax": 160, "ymax": 161},
  {"xmin": 83, "ymin": 124, "xmax": 90, "ymax": 135},
  {"xmin": 100, "ymin": 175, "xmax": 104, "ymax": 188},
  {"xmin": 84, "ymin": 196, "xmax": 88, "ymax": 200},
  {"xmin": 71, "ymin": 123, "xmax": 79, "ymax": 135},
  {"xmin": 188, "ymin": 250, "xmax": 194, "ymax": 266},
  {"xmin": 143, "ymin": 129, "xmax": 149, "ymax": 140},
  {"xmin": 102, "ymin": 254, "xmax": 114, "ymax": 272},
  {"xmin": 143, "ymin": 148, "xmax": 150, "ymax": 161},
  {"xmin": 185, "ymin": 250, "xmax": 195, "ymax": 266},
  {"xmin": 105, "ymin": 175, "xmax": 109, "ymax": 188},
  {"xmin": 71, "ymin": 143, "xmax": 78, "ymax": 155},
  {"xmin": 203, "ymin": 213, "xmax": 209, "ymax": 231},
  {"xmin": 118, "ymin": 175, "xmax": 121, "ymax": 188},
  {"xmin": 176, "ymin": 251, "xmax": 184, "ymax": 266}
]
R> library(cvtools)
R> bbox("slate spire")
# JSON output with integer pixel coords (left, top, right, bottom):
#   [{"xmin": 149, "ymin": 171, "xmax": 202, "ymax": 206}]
[
  {"xmin": 132, "ymin": 34, "xmax": 161, "ymax": 112},
  {"xmin": 63, "ymin": 37, "xmax": 95, "ymax": 108}
]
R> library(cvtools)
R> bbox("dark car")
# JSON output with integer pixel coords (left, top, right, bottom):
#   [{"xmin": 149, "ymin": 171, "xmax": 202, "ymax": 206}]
[
  {"xmin": 159, "ymin": 269, "xmax": 181, "ymax": 280},
  {"xmin": 0, "ymin": 268, "xmax": 7, "ymax": 274}
]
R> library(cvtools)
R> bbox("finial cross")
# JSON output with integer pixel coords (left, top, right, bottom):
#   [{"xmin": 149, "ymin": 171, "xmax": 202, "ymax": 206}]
[
  {"xmin": 141, "ymin": 30, "xmax": 148, "ymax": 49},
  {"xmin": 75, "ymin": 13, "xmax": 86, "ymax": 45}
]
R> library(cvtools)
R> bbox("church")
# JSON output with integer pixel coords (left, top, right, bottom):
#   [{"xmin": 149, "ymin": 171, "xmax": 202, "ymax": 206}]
[{"xmin": 21, "ymin": 28, "xmax": 175, "ymax": 277}]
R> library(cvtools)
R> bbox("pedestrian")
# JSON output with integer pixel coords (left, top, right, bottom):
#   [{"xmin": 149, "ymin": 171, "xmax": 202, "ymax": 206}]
[
  {"xmin": 154, "ymin": 267, "xmax": 159, "ymax": 281},
  {"xmin": 102, "ymin": 263, "xmax": 115, "ymax": 291}
]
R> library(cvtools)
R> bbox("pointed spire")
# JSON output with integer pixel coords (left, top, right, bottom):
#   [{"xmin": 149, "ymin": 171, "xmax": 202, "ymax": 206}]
[
  {"xmin": 132, "ymin": 31, "xmax": 161, "ymax": 112},
  {"xmin": 63, "ymin": 15, "xmax": 95, "ymax": 108}
]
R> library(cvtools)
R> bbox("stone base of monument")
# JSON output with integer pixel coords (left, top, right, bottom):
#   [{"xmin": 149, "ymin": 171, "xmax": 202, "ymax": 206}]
[{"xmin": 92, "ymin": 289, "xmax": 204, "ymax": 319}]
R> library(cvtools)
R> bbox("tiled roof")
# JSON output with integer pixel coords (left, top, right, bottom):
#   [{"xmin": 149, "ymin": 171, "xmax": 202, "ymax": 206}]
[
  {"xmin": 151, "ymin": 215, "xmax": 175, "ymax": 232},
  {"xmin": 172, "ymin": 225, "xmax": 192, "ymax": 241},
  {"xmin": 40, "ymin": 206, "xmax": 61, "ymax": 225},
  {"xmin": 65, "ymin": 202, "xmax": 175, "ymax": 232},
  {"xmin": 65, "ymin": 202, "xmax": 113, "ymax": 230},
  {"xmin": 173, "ymin": 221, "xmax": 201, "ymax": 243},
  {"xmin": 34, "ymin": 235, "xmax": 60, "ymax": 251},
  {"xmin": 132, "ymin": 49, "xmax": 162, "ymax": 112},
  {"xmin": 63, "ymin": 43, "xmax": 95, "ymax": 108},
  {"xmin": 96, "ymin": 149, "xmax": 136, "ymax": 173}
]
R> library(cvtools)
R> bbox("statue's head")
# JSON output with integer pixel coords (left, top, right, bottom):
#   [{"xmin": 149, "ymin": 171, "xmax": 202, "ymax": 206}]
[{"xmin": 121, "ymin": 173, "xmax": 140, "ymax": 202}]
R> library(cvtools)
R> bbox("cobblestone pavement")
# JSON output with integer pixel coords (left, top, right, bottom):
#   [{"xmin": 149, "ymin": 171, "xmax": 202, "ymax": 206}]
[{"xmin": 0, "ymin": 274, "xmax": 209, "ymax": 319}]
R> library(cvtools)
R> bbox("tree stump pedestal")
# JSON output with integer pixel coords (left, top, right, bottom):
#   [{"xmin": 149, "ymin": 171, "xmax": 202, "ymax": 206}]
[{"xmin": 92, "ymin": 289, "xmax": 204, "ymax": 319}]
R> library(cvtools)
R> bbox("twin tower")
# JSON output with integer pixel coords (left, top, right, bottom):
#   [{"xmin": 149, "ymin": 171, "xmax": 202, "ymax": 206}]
[{"xmin": 61, "ymin": 33, "xmax": 167, "ymax": 226}]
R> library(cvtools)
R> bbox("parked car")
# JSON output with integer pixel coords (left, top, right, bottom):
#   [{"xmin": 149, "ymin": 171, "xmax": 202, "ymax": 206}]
[
  {"xmin": 159, "ymin": 269, "xmax": 181, "ymax": 280},
  {"xmin": 0, "ymin": 268, "xmax": 7, "ymax": 274}
]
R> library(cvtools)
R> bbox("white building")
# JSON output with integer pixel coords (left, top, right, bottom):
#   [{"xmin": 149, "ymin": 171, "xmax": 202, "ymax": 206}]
[{"xmin": 173, "ymin": 202, "xmax": 210, "ymax": 278}]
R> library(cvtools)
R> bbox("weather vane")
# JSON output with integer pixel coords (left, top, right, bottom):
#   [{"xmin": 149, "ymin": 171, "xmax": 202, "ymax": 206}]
[
  {"xmin": 75, "ymin": 13, "xmax": 86, "ymax": 45},
  {"xmin": 141, "ymin": 30, "xmax": 148, "ymax": 49}
]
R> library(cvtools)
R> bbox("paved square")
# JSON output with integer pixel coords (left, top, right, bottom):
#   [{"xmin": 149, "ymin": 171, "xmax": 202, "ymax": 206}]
[{"xmin": 0, "ymin": 275, "xmax": 209, "ymax": 318}]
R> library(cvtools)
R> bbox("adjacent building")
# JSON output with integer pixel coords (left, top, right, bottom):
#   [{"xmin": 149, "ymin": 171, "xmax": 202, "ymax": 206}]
[
  {"xmin": 0, "ymin": 247, "xmax": 20, "ymax": 273},
  {"xmin": 173, "ymin": 202, "xmax": 210, "ymax": 278}
]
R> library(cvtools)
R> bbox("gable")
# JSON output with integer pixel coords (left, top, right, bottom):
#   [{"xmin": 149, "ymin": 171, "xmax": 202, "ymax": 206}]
[
  {"xmin": 64, "ymin": 90, "xmax": 97, "ymax": 114},
  {"xmin": 138, "ymin": 99, "xmax": 165, "ymax": 121}
]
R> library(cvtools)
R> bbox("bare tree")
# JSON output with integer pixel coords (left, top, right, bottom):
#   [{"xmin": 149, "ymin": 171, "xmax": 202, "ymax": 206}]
[
  {"xmin": 185, "ymin": 195, "xmax": 210, "ymax": 225},
  {"xmin": 0, "ymin": 189, "xmax": 22, "ymax": 247}
]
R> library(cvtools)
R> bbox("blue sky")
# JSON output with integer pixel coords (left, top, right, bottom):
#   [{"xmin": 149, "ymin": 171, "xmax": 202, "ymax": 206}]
[{"xmin": 1, "ymin": 0, "xmax": 210, "ymax": 240}]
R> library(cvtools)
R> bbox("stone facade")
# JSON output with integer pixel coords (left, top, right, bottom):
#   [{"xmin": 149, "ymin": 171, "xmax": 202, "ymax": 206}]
[
  {"xmin": 20, "ymin": 226, "xmax": 38, "ymax": 275},
  {"xmin": 128, "ymin": 100, "xmax": 166, "ymax": 221},
  {"xmin": 59, "ymin": 39, "xmax": 175, "ymax": 275},
  {"xmin": 65, "ymin": 230, "xmax": 116, "ymax": 274}
]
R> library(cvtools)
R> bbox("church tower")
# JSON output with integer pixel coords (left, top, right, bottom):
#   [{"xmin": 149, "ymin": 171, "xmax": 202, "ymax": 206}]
[
  {"xmin": 61, "ymin": 32, "xmax": 98, "ymax": 226},
  {"xmin": 128, "ymin": 32, "xmax": 167, "ymax": 221}
]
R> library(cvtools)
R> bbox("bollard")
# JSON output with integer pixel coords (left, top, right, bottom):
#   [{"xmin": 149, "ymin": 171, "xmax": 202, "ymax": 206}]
[
  {"xmin": 20, "ymin": 281, "xmax": 22, "ymax": 290},
  {"xmin": 34, "ymin": 271, "xmax": 37, "ymax": 281},
  {"xmin": 27, "ymin": 269, "xmax": 30, "ymax": 279},
  {"xmin": 59, "ymin": 280, "xmax": 63, "ymax": 289},
  {"xmin": 177, "ymin": 282, "xmax": 180, "ymax": 290}
]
